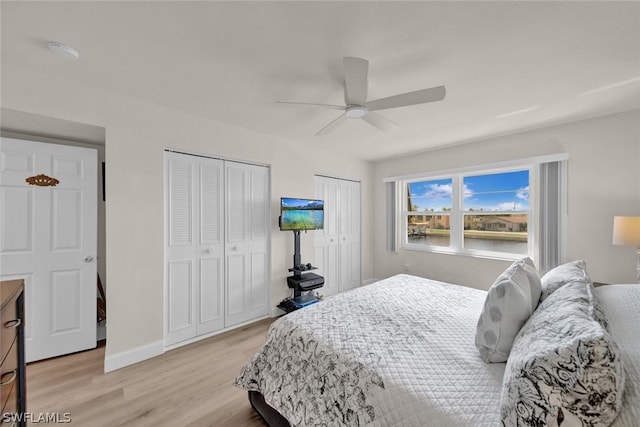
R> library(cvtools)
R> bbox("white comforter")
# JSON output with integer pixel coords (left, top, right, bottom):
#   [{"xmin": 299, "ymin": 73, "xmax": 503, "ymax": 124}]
[
  {"xmin": 235, "ymin": 274, "xmax": 505, "ymax": 426},
  {"xmin": 594, "ymin": 284, "xmax": 640, "ymax": 427}
]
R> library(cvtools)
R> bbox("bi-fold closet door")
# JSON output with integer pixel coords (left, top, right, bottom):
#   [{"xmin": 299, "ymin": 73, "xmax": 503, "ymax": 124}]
[
  {"xmin": 314, "ymin": 175, "xmax": 361, "ymax": 297},
  {"xmin": 164, "ymin": 151, "xmax": 269, "ymax": 347}
]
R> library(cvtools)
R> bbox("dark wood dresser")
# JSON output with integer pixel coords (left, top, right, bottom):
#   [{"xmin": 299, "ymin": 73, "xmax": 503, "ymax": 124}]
[{"xmin": 1, "ymin": 280, "xmax": 26, "ymax": 426}]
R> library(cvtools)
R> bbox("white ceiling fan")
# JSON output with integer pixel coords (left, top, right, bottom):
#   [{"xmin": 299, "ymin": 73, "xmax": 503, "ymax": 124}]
[{"xmin": 277, "ymin": 57, "xmax": 446, "ymax": 136}]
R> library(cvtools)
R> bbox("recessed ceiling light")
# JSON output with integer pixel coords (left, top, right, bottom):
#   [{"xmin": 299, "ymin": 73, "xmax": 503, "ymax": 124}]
[
  {"xmin": 48, "ymin": 42, "xmax": 79, "ymax": 60},
  {"xmin": 496, "ymin": 105, "xmax": 540, "ymax": 119}
]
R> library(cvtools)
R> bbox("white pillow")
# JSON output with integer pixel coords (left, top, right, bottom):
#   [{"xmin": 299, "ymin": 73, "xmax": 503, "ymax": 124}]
[
  {"xmin": 475, "ymin": 257, "xmax": 541, "ymax": 363},
  {"xmin": 540, "ymin": 260, "xmax": 591, "ymax": 302},
  {"xmin": 501, "ymin": 280, "xmax": 624, "ymax": 426}
]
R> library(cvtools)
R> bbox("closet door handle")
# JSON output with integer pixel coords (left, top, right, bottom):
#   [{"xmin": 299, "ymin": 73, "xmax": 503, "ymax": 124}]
[
  {"xmin": 3, "ymin": 318, "xmax": 21, "ymax": 329},
  {"xmin": 0, "ymin": 370, "xmax": 17, "ymax": 386}
]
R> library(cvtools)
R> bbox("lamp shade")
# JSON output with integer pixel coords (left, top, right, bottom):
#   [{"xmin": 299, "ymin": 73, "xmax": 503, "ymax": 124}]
[{"xmin": 612, "ymin": 216, "xmax": 640, "ymax": 246}]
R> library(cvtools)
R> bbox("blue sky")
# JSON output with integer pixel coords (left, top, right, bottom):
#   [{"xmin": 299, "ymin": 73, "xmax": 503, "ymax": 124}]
[
  {"xmin": 281, "ymin": 198, "xmax": 323, "ymax": 209},
  {"xmin": 409, "ymin": 170, "xmax": 529, "ymax": 212}
]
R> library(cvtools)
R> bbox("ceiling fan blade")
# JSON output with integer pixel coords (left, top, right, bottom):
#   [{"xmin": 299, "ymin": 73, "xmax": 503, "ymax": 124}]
[
  {"xmin": 343, "ymin": 57, "xmax": 368, "ymax": 106},
  {"xmin": 315, "ymin": 114, "xmax": 348, "ymax": 136},
  {"xmin": 361, "ymin": 112, "xmax": 399, "ymax": 132},
  {"xmin": 275, "ymin": 101, "xmax": 345, "ymax": 110},
  {"xmin": 367, "ymin": 85, "xmax": 446, "ymax": 111}
]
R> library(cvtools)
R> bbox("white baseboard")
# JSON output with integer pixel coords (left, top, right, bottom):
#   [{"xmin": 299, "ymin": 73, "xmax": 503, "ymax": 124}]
[
  {"xmin": 104, "ymin": 340, "xmax": 164, "ymax": 373},
  {"xmin": 164, "ymin": 315, "xmax": 271, "ymax": 352}
]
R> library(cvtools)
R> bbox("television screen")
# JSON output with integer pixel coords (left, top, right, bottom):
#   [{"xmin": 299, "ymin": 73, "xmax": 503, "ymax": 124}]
[{"xmin": 280, "ymin": 197, "xmax": 324, "ymax": 230}]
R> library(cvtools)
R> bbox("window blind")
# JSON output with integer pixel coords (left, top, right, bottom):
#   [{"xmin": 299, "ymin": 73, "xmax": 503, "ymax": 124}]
[
  {"xmin": 386, "ymin": 181, "xmax": 397, "ymax": 252},
  {"xmin": 537, "ymin": 160, "xmax": 566, "ymax": 272}
]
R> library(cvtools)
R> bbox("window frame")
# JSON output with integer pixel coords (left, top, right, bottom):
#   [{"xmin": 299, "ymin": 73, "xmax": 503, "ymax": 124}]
[{"xmin": 400, "ymin": 165, "xmax": 536, "ymax": 261}]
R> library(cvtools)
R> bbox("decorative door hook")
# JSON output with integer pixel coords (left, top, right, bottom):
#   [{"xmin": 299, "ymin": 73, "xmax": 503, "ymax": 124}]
[{"xmin": 25, "ymin": 174, "xmax": 60, "ymax": 187}]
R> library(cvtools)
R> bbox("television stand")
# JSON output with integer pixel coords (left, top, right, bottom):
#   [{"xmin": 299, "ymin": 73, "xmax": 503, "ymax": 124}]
[
  {"xmin": 287, "ymin": 272, "xmax": 324, "ymax": 298},
  {"xmin": 285, "ymin": 229, "xmax": 324, "ymax": 301}
]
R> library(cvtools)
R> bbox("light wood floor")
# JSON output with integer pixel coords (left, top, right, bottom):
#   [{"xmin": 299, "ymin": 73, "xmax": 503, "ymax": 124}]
[{"xmin": 27, "ymin": 318, "xmax": 276, "ymax": 426}]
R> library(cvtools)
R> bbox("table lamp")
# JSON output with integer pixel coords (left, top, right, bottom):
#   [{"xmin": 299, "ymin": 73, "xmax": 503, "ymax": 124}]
[{"xmin": 612, "ymin": 216, "xmax": 640, "ymax": 282}]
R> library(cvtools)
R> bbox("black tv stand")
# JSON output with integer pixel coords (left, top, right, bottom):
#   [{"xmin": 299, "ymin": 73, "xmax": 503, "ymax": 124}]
[{"xmin": 286, "ymin": 230, "xmax": 324, "ymax": 299}]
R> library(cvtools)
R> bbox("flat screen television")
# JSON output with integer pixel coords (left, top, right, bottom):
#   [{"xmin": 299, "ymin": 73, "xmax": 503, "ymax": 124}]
[{"xmin": 280, "ymin": 197, "xmax": 324, "ymax": 231}]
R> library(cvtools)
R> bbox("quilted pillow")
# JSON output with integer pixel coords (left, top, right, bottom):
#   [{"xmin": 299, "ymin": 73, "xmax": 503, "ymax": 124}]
[
  {"xmin": 475, "ymin": 257, "xmax": 541, "ymax": 363},
  {"xmin": 500, "ymin": 280, "xmax": 624, "ymax": 427},
  {"xmin": 540, "ymin": 260, "xmax": 591, "ymax": 302}
]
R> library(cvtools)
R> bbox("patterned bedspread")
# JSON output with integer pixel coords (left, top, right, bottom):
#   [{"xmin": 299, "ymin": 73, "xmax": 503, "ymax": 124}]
[{"xmin": 234, "ymin": 274, "xmax": 506, "ymax": 426}]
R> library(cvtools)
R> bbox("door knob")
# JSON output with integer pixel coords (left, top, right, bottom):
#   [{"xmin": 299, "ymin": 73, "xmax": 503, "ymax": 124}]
[
  {"xmin": 84, "ymin": 255, "xmax": 94, "ymax": 262},
  {"xmin": 205, "ymin": 247, "xmax": 214, "ymax": 254}
]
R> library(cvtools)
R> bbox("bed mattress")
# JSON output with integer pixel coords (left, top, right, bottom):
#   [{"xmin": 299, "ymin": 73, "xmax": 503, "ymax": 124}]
[{"xmin": 234, "ymin": 274, "xmax": 505, "ymax": 426}]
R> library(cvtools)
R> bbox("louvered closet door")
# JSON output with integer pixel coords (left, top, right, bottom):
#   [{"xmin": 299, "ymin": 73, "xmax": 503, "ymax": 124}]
[
  {"xmin": 165, "ymin": 152, "xmax": 224, "ymax": 346},
  {"xmin": 338, "ymin": 179, "xmax": 361, "ymax": 292},
  {"xmin": 314, "ymin": 176, "xmax": 339, "ymax": 296},
  {"xmin": 225, "ymin": 162, "xmax": 269, "ymax": 327},
  {"xmin": 314, "ymin": 176, "xmax": 361, "ymax": 295}
]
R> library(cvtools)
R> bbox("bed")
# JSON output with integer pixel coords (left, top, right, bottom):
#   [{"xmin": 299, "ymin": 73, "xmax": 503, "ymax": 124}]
[
  {"xmin": 234, "ymin": 272, "xmax": 639, "ymax": 427},
  {"xmin": 593, "ymin": 284, "xmax": 640, "ymax": 427}
]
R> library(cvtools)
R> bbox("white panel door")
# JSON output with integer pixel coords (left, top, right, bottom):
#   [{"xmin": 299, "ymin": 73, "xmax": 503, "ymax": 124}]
[
  {"xmin": 165, "ymin": 152, "xmax": 225, "ymax": 346},
  {"xmin": 0, "ymin": 137, "xmax": 97, "ymax": 362},
  {"xmin": 314, "ymin": 176, "xmax": 339, "ymax": 296},
  {"xmin": 338, "ymin": 179, "xmax": 361, "ymax": 292},
  {"xmin": 225, "ymin": 162, "xmax": 269, "ymax": 327}
]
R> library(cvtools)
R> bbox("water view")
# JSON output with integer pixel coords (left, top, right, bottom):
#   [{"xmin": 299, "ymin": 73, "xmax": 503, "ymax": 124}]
[
  {"xmin": 281, "ymin": 210, "xmax": 324, "ymax": 230},
  {"xmin": 408, "ymin": 234, "xmax": 527, "ymax": 254}
]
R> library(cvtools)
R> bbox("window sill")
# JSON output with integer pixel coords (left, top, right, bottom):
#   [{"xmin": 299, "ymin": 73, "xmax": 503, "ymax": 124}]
[{"xmin": 401, "ymin": 243, "xmax": 528, "ymax": 262}]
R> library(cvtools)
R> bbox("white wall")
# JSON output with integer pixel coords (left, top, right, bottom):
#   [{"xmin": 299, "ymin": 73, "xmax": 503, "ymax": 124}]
[
  {"xmin": 1, "ymin": 67, "xmax": 374, "ymax": 366},
  {"xmin": 372, "ymin": 110, "xmax": 640, "ymax": 289}
]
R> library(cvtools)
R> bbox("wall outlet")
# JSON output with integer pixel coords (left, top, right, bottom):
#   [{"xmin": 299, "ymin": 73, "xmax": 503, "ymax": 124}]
[{"xmin": 403, "ymin": 264, "xmax": 410, "ymax": 272}]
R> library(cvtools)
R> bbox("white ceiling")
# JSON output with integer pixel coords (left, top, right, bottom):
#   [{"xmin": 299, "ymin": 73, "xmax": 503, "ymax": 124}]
[{"xmin": 2, "ymin": 1, "xmax": 639, "ymax": 161}]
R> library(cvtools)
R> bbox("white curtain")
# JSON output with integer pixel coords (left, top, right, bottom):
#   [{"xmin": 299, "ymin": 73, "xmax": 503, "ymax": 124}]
[
  {"xmin": 538, "ymin": 160, "xmax": 566, "ymax": 272},
  {"xmin": 386, "ymin": 181, "xmax": 397, "ymax": 252}
]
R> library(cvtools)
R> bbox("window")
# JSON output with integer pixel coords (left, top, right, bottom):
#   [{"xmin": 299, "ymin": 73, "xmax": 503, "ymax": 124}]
[
  {"xmin": 401, "ymin": 167, "xmax": 532, "ymax": 259},
  {"xmin": 387, "ymin": 155, "xmax": 566, "ymax": 265},
  {"xmin": 406, "ymin": 178, "xmax": 452, "ymax": 248},
  {"xmin": 462, "ymin": 170, "xmax": 529, "ymax": 255}
]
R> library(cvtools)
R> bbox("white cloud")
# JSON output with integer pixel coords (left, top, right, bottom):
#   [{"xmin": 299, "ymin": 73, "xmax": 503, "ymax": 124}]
[
  {"xmin": 462, "ymin": 184, "xmax": 473, "ymax": 199},
  {"xmin": 497, "ymin": 202, "xmax": 525, "ymax": 211},
  {"xmin": 424, "ymin": 183, "xmax": 452, "ymax": 199},
  {"xmin": 516, "ymin": 186, "xmax": 529, "ymax": 201}
]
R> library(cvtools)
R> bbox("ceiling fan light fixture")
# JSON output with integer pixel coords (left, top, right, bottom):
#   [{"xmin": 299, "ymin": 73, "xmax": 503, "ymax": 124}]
[{"xmin": 345, "ymin": 106, "xmax": 368, "ymax": 119}]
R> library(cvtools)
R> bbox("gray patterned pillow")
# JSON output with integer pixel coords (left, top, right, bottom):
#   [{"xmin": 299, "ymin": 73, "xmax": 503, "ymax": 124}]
[
  {"xmin": 475, "ymin": 257, "xmax": 541, "ymax": 363},
  {"xmin": 500, "ymin": 280, "xmax": 624, "ymax": 427},
  {"xmin": 540, "ymin": 260, "xmax": 591, "ymax": 302}
]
